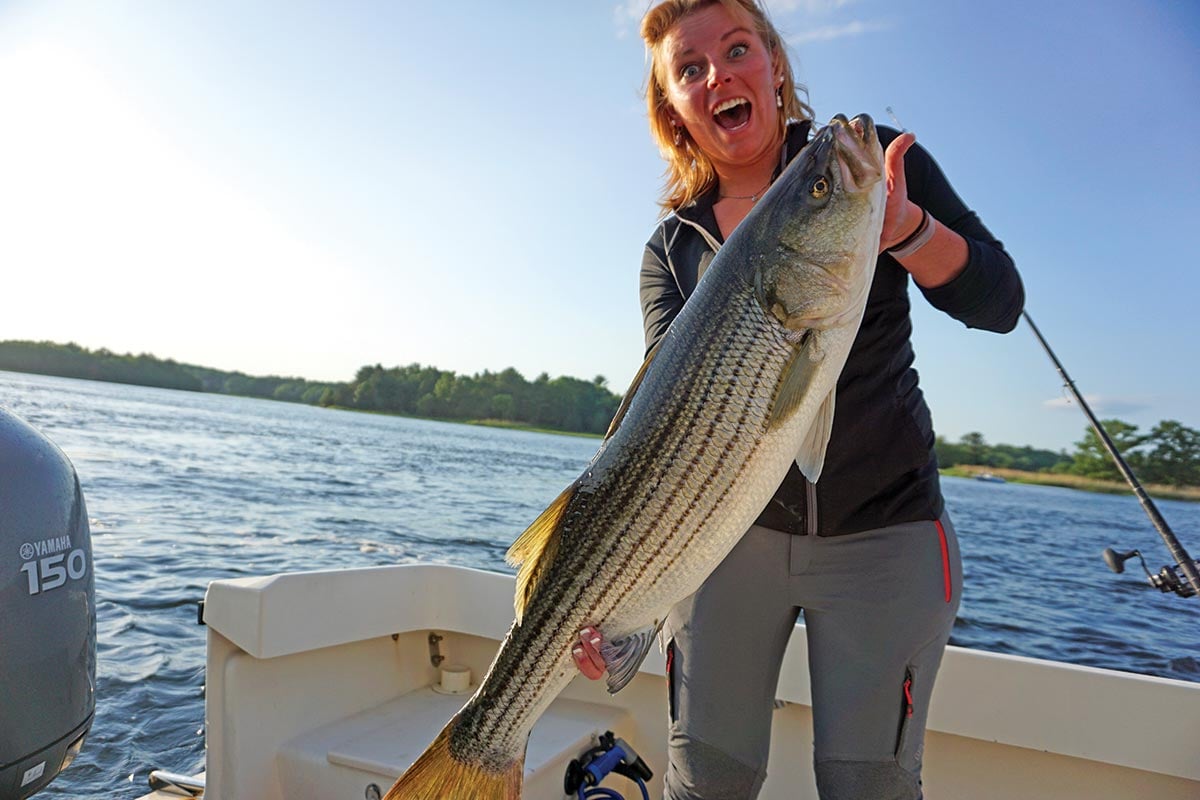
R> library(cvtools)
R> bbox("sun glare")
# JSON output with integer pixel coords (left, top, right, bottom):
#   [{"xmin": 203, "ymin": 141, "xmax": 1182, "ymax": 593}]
[{"xmin": 0, "ymin": 42, "xmax": 350, "ymax": 371}]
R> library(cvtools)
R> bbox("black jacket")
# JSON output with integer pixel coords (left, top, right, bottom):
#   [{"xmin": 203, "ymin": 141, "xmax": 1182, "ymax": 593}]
[{"xmin": 639, "ymin": 122, "xmax": 1024, "ymax": 536}]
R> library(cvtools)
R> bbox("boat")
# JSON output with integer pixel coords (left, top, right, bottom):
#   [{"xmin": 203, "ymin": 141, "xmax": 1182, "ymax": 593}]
[
  {"xmin": 976, "ymin": 471, "xmax": 1007, "ymax": 483},
  {"xmin": 134, "ymin": 562, "xmax": 1200, "ymax": 800}
]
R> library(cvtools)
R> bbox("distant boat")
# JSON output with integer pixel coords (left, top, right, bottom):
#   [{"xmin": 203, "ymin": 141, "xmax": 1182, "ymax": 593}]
[{"xmin": 976, "ymin": 472, "xmax": 1007, "ymax": 483}]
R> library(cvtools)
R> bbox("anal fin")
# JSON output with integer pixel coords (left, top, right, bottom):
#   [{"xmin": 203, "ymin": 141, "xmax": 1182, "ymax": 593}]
[{"xmin": 599, "ymin": 622, "xmax": 662, "ymax": 694}]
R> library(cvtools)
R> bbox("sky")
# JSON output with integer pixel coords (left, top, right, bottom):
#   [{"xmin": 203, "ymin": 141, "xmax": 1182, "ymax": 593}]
[{"xmin": 1, "ymin": 0, "xmax": 1197, "ymax": 452}]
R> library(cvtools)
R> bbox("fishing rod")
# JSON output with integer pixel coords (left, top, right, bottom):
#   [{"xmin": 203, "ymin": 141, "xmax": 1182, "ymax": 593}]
[
  {"xmin": 1023, "ymin": 311, "xmax": 1200, "ymax": 598},
  {"xmin": 885, "ymin": 102, "xmax": 1199, "ymax": 598}
]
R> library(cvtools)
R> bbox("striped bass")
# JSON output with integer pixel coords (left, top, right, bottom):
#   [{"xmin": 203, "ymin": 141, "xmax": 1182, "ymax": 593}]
[{"xmin": 384, "ymin": 113, "xmax": 886, "ymax": 800}]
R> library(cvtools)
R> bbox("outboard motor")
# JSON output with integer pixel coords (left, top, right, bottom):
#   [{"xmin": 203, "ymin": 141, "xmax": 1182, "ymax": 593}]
[{"xmin": 0, "ymin": 409, "xmax": 95, "ymax": 799}]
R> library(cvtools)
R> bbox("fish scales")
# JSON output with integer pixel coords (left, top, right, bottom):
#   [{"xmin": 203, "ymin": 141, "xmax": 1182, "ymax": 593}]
[
  {"xmin": 546, "ymin": 293, "xmax": 780, "ymax": 612},
  {"xmin": 589, "ymin": 303, "xmax": 791, "ymax": 616},
  {"xmin": 463, "ymin": 309, "xmax": 751, "ymax": 740},
  {"xmin": 384, "ymin": 114, "xmax": 886, "ymax": 799},
  {"xmin": 455, "ymin": 288, "xmax": 792, "ymax": 757}
]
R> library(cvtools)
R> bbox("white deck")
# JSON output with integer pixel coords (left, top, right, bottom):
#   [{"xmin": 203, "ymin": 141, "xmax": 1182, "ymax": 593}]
[{"xmin": 153, "ymin": 563, "xmax": 1199, "ymax": 799}]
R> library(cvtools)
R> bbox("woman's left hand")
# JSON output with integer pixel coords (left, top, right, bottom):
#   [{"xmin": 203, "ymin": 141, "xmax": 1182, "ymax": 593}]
[
  {"xmin": 571, "ymin": 625, "xmax": 606, "ymax": 680},
  {"xmin": 878, "ymin": 132, "xmax": 923, "ymax": 253}
]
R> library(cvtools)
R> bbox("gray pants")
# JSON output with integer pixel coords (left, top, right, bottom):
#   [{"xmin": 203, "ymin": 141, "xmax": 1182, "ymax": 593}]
[{"xmin": 662, "ymin": 515, "xmax": 962, "ymax": 800}]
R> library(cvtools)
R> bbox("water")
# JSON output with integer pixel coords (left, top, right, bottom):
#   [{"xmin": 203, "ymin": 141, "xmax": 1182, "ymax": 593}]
[{"xmin": 2, "ymin": 370, "xmax": 1197, "ymax": 799}]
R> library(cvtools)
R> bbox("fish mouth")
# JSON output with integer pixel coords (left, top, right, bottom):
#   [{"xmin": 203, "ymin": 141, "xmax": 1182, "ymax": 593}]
[
  {"xmin": 829, "ymin": 113, "xmax": 882, "ymax": 193},
  {"xmin": 712, "ymin": 97, "xmax": 752, "ymax": 131}
]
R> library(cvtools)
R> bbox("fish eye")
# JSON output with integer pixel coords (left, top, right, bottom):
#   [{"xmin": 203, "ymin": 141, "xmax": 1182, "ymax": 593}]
[{"xmin": 809, "ymin": 176, "xmax": 830, "ymax": 199}]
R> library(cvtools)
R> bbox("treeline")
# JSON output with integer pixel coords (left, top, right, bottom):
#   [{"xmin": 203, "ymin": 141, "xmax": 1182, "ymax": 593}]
[
  {"xmin": 4, "ymin": 341, "xmax": 1198, "ymax": 484},
  {"xmin": 935, "ymin": 433, "xmax": 1066, "ymax": 473},
  {"xmin": 936, "ymin": 420, "xmax": 1200, "ymax": 488},
  {"xmin": 0, "ymin": 340, "xmax": 208, "ymax": 392},
  {"xmin": 326, "ymin": 364, "xmax": 620, "ymax": 434},
  {"xmin": 0, "ymin": 340, "xmax": 341, "ymax": 399},
  {"xmin": 1061, "ymin": 419, "xmax": 1200, "ymax": 487},
  {"xmin": 0, "ymin": 340, "xmax": 621, "ymax": 436}
]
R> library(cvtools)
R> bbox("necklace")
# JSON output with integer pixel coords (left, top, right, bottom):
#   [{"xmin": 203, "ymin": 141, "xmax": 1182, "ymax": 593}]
[{"xmin": 718, "ymin": 181, "xmax": 772, "ymax": 202}]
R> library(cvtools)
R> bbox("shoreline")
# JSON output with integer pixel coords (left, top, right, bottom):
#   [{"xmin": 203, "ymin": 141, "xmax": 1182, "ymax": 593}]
[
  {"xmin": 323, "ymin": 405, "xmax": 603, "ymax": 439},
  {"xmin": 336, "ymin": 406, "xmax": 1199, "ymax": 501},
  {"xmin": 943, "ymin": 464, "xmax": 1200, "ymax": 503},
  {"xmin": 463, "ymin": 418, "xmax": 602, "ymax": 439},
  {"xmin": 4, "ymin": 372, "xmax": 1195, "ymax": 498}
]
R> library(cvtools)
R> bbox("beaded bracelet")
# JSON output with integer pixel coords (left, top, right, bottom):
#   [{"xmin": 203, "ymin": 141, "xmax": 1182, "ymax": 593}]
[{"xmin": 887, "ymin": 208, "xmax": 935, "ymax": 260}]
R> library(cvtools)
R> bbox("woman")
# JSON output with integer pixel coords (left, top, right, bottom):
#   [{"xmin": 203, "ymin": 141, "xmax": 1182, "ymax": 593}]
[{"xmin": 574, "ymin": 1, "xmax": 1023, "ymax": 799}]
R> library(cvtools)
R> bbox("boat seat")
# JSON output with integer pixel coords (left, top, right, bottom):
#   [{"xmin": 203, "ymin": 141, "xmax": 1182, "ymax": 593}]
[{"xmin": 276, "ymin": 687, "xmax": 634, "ymax": 798}]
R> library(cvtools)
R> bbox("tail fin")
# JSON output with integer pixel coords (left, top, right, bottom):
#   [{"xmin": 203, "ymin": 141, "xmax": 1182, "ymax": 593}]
[{"xmin": 383, "ymin": 723, "xmax": 524, "ymax": 800}]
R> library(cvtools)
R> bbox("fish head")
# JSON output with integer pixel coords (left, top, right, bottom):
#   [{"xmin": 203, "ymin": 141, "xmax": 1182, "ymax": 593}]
[{"xmin": 745, "ymin": 113, "xmax": 886, "ymax": 333}]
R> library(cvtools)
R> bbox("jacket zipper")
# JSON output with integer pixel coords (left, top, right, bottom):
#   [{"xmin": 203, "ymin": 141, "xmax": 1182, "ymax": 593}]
[{"xmin": 806, "ymin": 480, "xmax": 818, "ymax": 535}]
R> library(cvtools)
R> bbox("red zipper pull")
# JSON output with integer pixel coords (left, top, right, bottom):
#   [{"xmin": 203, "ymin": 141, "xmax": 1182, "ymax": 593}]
[{"xmin": 903, "ymin": 677, "xmax": 914, "ymax": 719}]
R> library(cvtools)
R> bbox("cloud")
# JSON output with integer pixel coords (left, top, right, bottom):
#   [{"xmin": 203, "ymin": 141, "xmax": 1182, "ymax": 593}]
[
  {"xmin": 613, "ymin": 1, "xmax": 888, "ymax": 46},
  {"xmin": 613, "ymin": 0, "xmax": 652, "ymax": 38},
  {"xmin": 787, "ymin": 19, "xmax": 891, "ymax": 44},
  {"xmin": 0, "ymin": 42, "xmax": 365, "ymax": 377},
  {"xmin": 765, "ymin": 0, "xmax": 857, "ymax": 13},
  {"xmin": 1043, "ymin": 395, "xmax": 1151, "ymax": 417}
]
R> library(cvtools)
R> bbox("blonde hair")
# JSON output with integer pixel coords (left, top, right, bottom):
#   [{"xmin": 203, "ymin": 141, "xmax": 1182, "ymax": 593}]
[{"xmin": 641, "ymin": 0, "xmax": 814, "ymax": 214}]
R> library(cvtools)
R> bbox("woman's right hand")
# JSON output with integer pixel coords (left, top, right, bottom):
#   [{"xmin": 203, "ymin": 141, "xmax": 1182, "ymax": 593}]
[{"xmin": 572, "ymin": 625, "xmax": 606, "ymax": 680}]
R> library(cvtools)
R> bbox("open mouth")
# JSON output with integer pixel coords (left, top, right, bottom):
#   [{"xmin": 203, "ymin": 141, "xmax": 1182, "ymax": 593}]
[{"xmin": 713, "ymin": 97, "xmax": 752, "ymax": 130}]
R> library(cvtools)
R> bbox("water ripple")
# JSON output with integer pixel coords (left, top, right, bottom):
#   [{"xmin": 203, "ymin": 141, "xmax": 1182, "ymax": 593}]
[{"xmin": 3, "ymin": 371, "xmax": 1198, "ymax": 800}]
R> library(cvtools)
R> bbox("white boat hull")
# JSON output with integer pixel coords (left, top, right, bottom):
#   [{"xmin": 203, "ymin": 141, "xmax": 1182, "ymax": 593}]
[{"xmin": 140, "ymin": 564, "xmax": 1200, "ymax": 799}]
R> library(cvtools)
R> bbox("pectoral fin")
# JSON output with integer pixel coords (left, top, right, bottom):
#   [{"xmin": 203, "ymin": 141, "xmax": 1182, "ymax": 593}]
[
  {"xmin": 599, "ymin": 623, "xmax": 662, "ymax": 694},
  {"xmin": 767, "ymin": 335, "xmax": 820, "ymax": 432},
  {"xmin": 795, "ymin": 388, "xmax": 836, "ymax": 483}
]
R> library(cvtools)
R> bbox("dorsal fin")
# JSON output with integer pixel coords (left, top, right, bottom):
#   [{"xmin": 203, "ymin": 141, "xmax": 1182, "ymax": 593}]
[
  {"xmin": 603, "ymin": 340, "xmax": 662, "ymax": 441},
  {"xmin": 505, "ymin": 481, "xmax": 577, "ymax": 624}
]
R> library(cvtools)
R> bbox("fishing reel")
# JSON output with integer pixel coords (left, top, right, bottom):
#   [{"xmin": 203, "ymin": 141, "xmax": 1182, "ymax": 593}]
[
  {"xmin": 564, "ymin": 730, "xmax": 653, "ymax": 800},
  {"xmin": 1103, "ymin": 547, "xmax": 1200, "ymax": 598}
]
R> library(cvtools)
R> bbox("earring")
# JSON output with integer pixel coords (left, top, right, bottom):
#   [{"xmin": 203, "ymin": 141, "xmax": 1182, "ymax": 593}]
[
  {"xmin": 776, "ymin": 88, "xmax": 784, "ymax": 109},
  {"xmin": 673, "ymin": 125, "xmax": 683, "ymax": 146}
]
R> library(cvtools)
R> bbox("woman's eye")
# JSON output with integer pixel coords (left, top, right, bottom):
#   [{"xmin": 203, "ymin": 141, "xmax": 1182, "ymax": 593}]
[
  {"xmin": 729, "ymin": 43, "xmax": 748, "ymax": 58},
  {"xmin": 681, "ymin": 64, "xmax": 700, "ymax": 80}
]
